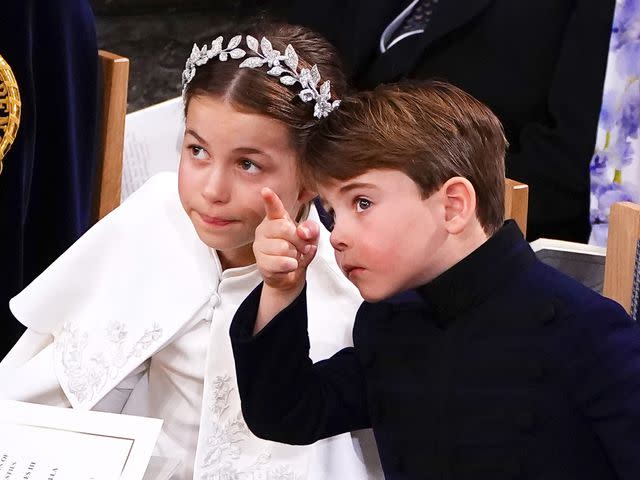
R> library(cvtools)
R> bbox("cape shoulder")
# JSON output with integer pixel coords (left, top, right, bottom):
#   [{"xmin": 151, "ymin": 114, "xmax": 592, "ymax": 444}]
[{"xmin": 10, "ymin": 172, "xmax": 218, "ymax": 408}]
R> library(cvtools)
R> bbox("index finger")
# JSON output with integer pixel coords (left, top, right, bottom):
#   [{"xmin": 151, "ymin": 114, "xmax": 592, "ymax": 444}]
[{"xmin": 261, "ymin": 187, "xmax": 289, "ymax": 221}]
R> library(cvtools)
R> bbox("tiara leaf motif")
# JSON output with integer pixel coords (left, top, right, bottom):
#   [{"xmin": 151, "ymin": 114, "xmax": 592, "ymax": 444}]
[
  {"xmin": 182, "ymin": 36, "xmax": 247, "ymax": 90},
  {"xmin": 183, "ymin": 35, "xmax": 340, "ymax": 119}
]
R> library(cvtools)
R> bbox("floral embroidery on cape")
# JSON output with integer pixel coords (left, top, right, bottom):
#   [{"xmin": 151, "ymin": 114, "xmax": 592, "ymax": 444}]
[
  {"xmin": 199, "ymin": 374, "xmax": 301, "ymax": 480},
  {"xmin": 56, "ymin": 320, "xmax": 162, "ymax": 404}
]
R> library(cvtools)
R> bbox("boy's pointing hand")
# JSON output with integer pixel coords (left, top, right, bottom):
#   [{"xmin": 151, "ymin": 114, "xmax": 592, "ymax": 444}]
[{"xmin": 255, "ymin": 187, "xmax": 319, "ymax": 293}]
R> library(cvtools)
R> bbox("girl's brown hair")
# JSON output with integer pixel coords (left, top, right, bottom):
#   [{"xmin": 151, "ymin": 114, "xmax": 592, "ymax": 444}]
[
  {"xmin": 305, "ymin": 81, "xmax": 508, "ymax": 235},
  {"xmin": 183, "ymin": 22, "xmax": 346, "ymax": 157}
]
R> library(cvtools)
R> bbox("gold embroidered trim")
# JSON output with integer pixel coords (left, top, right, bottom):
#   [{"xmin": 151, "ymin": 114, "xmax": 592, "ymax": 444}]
[{"xmin": 0, "ymin": 53, "xmax": 21, "ymax": 174}]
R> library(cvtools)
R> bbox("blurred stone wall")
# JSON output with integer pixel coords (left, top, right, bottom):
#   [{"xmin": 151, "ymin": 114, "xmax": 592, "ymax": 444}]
[
  {"xmin": 90, "ymin": 0, "xmax": 239, "ymax": 15},
  {"xmin": 93, "ymin": 1, "xmax": 289, "ymax": 111}
]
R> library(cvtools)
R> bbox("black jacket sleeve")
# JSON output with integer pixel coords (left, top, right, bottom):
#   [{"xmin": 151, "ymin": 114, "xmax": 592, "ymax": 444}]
[{"xmin": 230, "ymin": 283, "xmax": 371, "ymax": 445}]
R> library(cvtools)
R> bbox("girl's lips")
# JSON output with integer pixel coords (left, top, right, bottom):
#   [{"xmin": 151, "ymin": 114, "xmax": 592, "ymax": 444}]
[{"xmin": 199, "ymin": 212, "xmax": 238, "ymax": 226}]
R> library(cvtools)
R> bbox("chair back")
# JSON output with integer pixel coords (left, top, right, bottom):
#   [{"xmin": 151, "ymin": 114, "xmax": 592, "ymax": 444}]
[
  {"xmin": 504, "ymin": 178, "xmax": 528, "ymax": 236},
  {"xmin": 603, "ymin": 201, "xmax": 640, "ymax": 319},
  {"xmin": 94, "ymin": 49, "xmax": 129, "ymax": 221}
]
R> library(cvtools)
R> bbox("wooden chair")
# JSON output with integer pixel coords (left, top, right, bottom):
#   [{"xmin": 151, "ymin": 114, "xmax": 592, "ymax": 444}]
[
  {"xmin": 93, "ymin": 50, "xmax": 129, "ymax": 221},
  {"xmin": 603, "ymin": 201, "xmax": 640, "ymax": 319},
  {"xmin": 504, "ymin": 178, "xmax": 529, "ymax": 236}
]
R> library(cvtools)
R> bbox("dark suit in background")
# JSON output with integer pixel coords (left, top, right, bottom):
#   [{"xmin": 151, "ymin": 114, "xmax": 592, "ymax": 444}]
[
  {"xmin": 241, "ymin": 0, "xmax": 615, "ymax": 243},
  {"xmin": 0, "ymin": 0, "xmax": 99, "ymax": 358}
]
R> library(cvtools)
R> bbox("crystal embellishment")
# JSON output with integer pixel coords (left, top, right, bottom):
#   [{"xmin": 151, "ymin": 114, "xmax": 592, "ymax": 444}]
[{"xmin": 182, "ymin": 35, "xmax": 340, "ymax": 119}]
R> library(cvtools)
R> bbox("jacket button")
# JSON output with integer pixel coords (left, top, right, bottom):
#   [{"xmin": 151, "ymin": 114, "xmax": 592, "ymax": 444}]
[{"xmin": 542, "ymin": 303, "xmax": 556, "ymax": 325}]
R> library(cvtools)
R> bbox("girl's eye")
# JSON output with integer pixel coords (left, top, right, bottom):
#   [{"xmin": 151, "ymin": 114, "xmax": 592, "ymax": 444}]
[
  {"xmin": 190, "ymin": 146, "xmax": 207, "ymax": 160},
  {"xmin": 240, "ymin": 159, "xmax": 260, "ymax": 173},
  {"xmin": 355, "ymin": 198, "xmax": 372, "ymax": 212}
]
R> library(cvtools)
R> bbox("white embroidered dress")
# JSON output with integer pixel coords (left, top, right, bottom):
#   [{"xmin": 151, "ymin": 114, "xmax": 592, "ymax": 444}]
[{"xmin": 0, "ymin": 173, "xmax": 382, "ymax": 480}]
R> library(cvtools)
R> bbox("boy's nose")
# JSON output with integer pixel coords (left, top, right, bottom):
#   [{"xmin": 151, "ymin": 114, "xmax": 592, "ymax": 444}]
[{"xmin": 329, "ymin": 223, "xmax": 349, "ymax": 251}]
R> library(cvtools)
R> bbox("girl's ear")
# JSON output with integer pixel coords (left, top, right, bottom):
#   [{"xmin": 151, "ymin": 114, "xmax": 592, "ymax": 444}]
[
  {"xmin": 441, "ymin": 176, "xmax": 477, "ymax": 235},
  {"xmin": 293, "ymin": 183, "xmax": 316, "ymax": 222},
  {"xmin": 297, "ymin": 184, "xmax": 317, "ymax": 205}
]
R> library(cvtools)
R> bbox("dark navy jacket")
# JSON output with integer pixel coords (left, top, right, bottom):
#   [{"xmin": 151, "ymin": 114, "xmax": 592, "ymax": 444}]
[
  {"xmin": 0, "ymin": 0, "xmax": 99, "ymax": 357},
  {"xmin": 231, "ymin": 221, "xmax": 640, "ymax": 479}
]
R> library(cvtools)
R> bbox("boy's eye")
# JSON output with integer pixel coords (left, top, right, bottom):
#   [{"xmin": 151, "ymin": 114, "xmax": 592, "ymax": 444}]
[
  {"xmin": 240, "ymin": 159, "xmax": 260, "ymax": 173},
  {"xmin": 355, "ymin": 198, "xmax": 372, "ymax": 212}
]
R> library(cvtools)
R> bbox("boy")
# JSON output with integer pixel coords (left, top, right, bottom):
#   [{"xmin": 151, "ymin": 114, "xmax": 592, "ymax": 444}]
[{"xmin": 230, "ymin": 81, "xmax": 640, "ymax": 479}]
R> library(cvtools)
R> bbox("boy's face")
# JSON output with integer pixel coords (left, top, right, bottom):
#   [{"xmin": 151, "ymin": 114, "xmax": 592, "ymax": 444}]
[
  {"xmin": 319, "ymin": 169, "xmax": 450, "ymax": 302},
  {"xmin": 178, "ymin": 95, "xmax": 311, "ymax": 269}
]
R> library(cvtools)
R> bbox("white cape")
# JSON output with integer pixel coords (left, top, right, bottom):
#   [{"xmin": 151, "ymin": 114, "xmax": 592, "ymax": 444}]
[{"xmin": 1, "ymin": 172, "xmax": 382, "ymax": 479}]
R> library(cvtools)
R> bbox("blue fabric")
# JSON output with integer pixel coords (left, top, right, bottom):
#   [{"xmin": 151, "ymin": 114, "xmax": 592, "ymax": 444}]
[{"xmin": 0, "ymin": 0, "xmax": 99, "ymax": 357}]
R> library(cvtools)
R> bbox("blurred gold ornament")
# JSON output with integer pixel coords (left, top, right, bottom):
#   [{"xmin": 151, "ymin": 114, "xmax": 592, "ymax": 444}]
[{"xmin": 0, "ymin": 53, "xmax": 21, "ymax": 175}]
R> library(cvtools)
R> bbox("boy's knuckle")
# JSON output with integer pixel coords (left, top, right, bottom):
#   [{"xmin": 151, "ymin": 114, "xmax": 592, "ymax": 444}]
[
  {"xmin": 279, "ymin": 257, "xmax": 295, "ymax": 272},
  {"xmin": 276, "ymin": 220, "xmax": 294, "ymax": 238},
  {"xmin": 278, "ymin": 240, "xmax": 294, "ymax": 256}
]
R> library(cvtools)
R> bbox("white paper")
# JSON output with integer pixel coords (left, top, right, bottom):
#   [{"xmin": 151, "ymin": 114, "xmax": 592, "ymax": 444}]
[
  {"xmin": 122, "ymin": 96, "xmax": 184, "ymax": 200},
  {"xmin": 0, "ymin": 401, "xmax": 163, "ymax": 480},
  {"xmin": 530, "ymin": 237, "xmax": 606, "ymax": 256}
]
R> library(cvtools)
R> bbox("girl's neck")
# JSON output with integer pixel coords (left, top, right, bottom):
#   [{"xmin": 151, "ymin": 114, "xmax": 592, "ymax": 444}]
[{"xmin": 217, "ymin": 245, "xmax": 256, "ymax": 271}]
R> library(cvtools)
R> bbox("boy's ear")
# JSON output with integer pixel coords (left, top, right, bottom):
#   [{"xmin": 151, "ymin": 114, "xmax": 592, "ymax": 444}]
[{"xmin": 441, "ymin": 177, "xmax": 477, "ymax": 234}]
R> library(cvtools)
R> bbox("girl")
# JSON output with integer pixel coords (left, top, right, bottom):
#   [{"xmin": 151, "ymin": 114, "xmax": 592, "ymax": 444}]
[{"xmin": 0, "ymin": 23, "xmax": 381, "ymax": 480}]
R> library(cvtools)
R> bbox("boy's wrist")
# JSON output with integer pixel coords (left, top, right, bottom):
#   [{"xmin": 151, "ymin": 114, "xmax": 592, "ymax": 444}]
[{"xmin": 255, "ymin": 281, "xmax": 306, "ymax": 334}]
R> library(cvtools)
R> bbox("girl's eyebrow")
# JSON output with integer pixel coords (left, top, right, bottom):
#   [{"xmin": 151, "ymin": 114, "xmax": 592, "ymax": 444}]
[
  {"xmin": 185, "ymin": 129, "xmax": 209, "ymax": 146},
  {"xmin": 233, "ymin": 147, "xmax": 268, "ymax": 156},
  {"xmin": 233, "ymin": 147, "xmax": 275, "ymax": 163}
]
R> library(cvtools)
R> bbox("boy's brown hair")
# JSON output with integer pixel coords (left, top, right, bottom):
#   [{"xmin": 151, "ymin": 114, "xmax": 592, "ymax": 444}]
[{"xmin": 305, "ymin": 81, "xmax": 507, "ymax": 235}]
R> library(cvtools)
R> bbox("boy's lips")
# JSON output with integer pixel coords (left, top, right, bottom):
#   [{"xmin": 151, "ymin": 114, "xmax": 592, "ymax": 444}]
[{"xmin": 342, "ymin": 263, "xmax": 366, "ymax": 279}]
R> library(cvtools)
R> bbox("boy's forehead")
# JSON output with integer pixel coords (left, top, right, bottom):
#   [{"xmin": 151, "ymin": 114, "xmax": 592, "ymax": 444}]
[
  {"xmin": 316, "ymin": 168, "xmax": 426, "ymax": 203},
  {"xmin": 316, "ymin": 176, "xmax": 366, "ymax": 202},
  {"xmin": 316, "ymin": 169, "xmax": 395, "ymax": 195}
]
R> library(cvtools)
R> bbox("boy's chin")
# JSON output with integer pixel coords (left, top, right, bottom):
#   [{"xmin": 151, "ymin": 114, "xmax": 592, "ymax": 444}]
[{"xmin": 356, "ymin": 284, "xmax": 402, "ymax": 303}]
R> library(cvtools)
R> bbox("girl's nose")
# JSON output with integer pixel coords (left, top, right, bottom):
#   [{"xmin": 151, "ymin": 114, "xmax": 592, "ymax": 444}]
[{"xmin": 202, "ymin": 166, "xmax": 231, "ymax": 203}]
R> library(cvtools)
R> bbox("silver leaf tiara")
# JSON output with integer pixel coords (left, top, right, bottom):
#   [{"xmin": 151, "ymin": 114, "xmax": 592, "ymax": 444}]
[{"xmin": 182, "ymin": 35, "xmax": 340, "ymax": 119}]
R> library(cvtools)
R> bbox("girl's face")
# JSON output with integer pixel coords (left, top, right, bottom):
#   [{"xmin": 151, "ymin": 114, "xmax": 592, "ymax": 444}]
[{"xmin": 178, "ymin": 95, "xmax": 313, "ymax": 269}]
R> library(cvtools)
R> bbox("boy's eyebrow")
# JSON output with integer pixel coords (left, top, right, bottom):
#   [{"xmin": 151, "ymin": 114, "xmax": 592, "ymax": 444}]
[
  {"xmin": 184, "ymin": 129, "xmax": 209, "ymax": 146},
  {"xmin": 339, "ymin": 182, "xmax": 377, "ymax": 194}
]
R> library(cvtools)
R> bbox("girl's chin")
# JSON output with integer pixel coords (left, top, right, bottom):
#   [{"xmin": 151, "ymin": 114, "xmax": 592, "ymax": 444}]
[{"xmin": 195, "ymin": 232, "xmax": 255, "ymax": 264}]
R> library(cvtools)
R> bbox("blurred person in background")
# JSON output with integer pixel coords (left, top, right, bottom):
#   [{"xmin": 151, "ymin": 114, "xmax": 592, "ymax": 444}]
[
  {"xmin": 0, "ymin": 0, "xmax": 99, "ymax": 359},
  {"xmin": 240, "ymin": 0, "xmax": 616, "ymax": 243}
]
